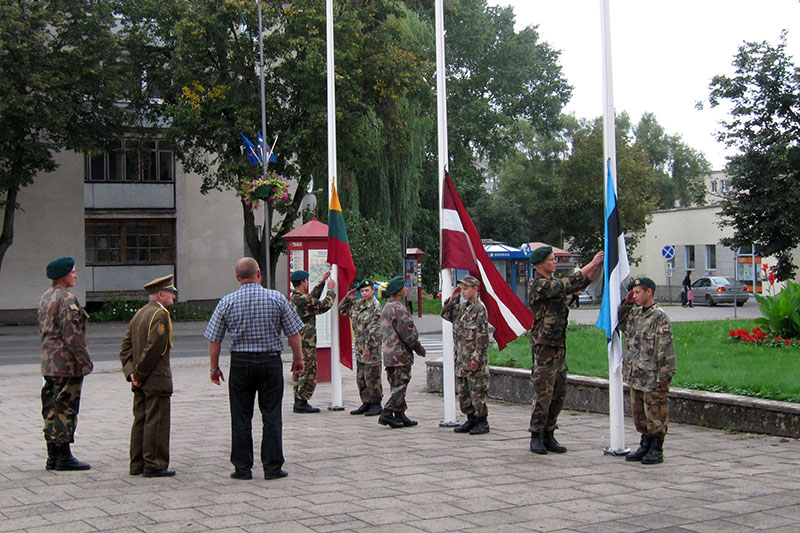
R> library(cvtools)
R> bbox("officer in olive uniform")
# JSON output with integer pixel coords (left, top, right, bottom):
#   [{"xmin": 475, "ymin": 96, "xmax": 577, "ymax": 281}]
[
  {"xmin": 290, "ymin": 270, "xmax": 335, "ymax": 413},
  {"xmin": 39, "ymin": 256, "xmax": 93, "ymax": 471},
  {"xmin": 527, "ymin": 245, "xmax": 604, "ymax": 454},
  {"xmin": 340, "ymin": 279, "xmax": 384, "ymax": 416},
  {"xmin": 120, "ymin": 275, "xmax": 178, "ymax": 477},
  {"xmin": 379, "ymin": 276, "xmax": 426, "ymax": 428},
  {"xmin": 618, "ymin": 276, "xmax": 676, "ymax": 465},
  {"xmin": 441, "ymin": 275, "xmax": 491, "ymax": 435}
]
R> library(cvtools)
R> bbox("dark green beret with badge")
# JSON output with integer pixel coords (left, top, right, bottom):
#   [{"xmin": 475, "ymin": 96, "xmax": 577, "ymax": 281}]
[
  {"xmin": 630, "ymin": 276, "xmax": 656, "ymax": 291},
  {"xmin": 290, "ymin": 270, "xmax": 309, "ymax": 282},
  {"xmin": 385, "ymin": 275, "xmax": 405, "ymax": 296},
  {"xmin": 46, "ymin": 256, "xmax": 75, "ymax": 280},
  {"xmin": 356, "ymin": 279, "xmax": 373, "ymax": 290},
  {"xmin": 529, "ymin": 245, "xmax": 553, "ymax": 265},
  {"xmin": 144, "ymin": 274, "xmax": 178, "ymax": 295}
]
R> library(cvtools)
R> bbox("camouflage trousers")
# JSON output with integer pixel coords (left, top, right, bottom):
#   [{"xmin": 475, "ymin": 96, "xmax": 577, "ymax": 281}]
[
  {"xmin": 384, "ymin": 366, "xmax": 411, "ymax": 413},
  {"xmin": 293, "ymin": 344, "xmax": 317, "ymax": 401},
  {"xmin": 356, "ymin": 361, "xmax": 383, "ymax": 404},
  {"xmin": 528, "ymin": 344, "xmax": 567, "ymax": 433},
  {"xmin": 630, "ymin": 387, "xmax": 669, "ymax": 437},
  {"xmin": 41, "ymin": 376, "xmax": 84, "ymax": 444},
  {"xmin": 456, "ymin": 370, "xmax": 489, "ymax": 418}
]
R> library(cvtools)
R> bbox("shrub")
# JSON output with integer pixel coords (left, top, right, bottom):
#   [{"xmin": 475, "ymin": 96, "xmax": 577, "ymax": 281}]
[
  {"xmin": 89, "ymin": 296, "xmax": 212, "ymax": 322},
  {"xmin": 755, "ymin": 281, "xmax": 800, "ymax": 338}
]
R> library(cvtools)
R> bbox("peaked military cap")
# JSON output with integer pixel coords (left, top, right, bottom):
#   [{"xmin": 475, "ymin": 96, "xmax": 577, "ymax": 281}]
[
  {"xmin": 356, "ymin": 279, "xmax": 373, "ymax": 290},
  {"xmin": 144, "ymin": 274, "xmax": 178, "ymax": 294},
  {"xmin": 630, "ymin": 276, "xmax": 656, "ymax": 291},
  {"xmin": 385, "ymin": 275, "xmax": 406, "ymax": 296},
  {"xmin": 458, "ymin": 275, "xmax": 480, "ymax": 287},
  {"xmin": 290, "ymin": 270, "xmax": 309, "ymax": 282},
  {"xmin": 529, "ymin": 245, "xmax": 553, "ymax": 265},
  {"xmin": 46, "ymin": 256, "xmax": 75, "ymax": 280}
]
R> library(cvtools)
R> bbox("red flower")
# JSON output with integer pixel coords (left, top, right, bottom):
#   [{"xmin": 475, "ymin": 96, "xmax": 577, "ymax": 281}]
[
  {"xmin": 753, "ymin": 327, "xmax": 764, "ymax": 334},
  {"xmin": 776, "ymin": 336, "xmax": 783, "ymax": 341},
  {"xmin": 786, "ymin": 339, "xmax": 791, "ymax": 346},
  {"xmin": 729, "ymin": 330, "xmax": 736, "ymax": 337},
  {"xmin": 769, "ymin": 271, "xmax": 776, "ymax": 285}
]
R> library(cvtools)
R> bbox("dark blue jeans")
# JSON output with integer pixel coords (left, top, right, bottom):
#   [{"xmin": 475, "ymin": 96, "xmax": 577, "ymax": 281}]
[{"xmin": 229, "ymin": 351, "xmax": 284, "ymax": 475}]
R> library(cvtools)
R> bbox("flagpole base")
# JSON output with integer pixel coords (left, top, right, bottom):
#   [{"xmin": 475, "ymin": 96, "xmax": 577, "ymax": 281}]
[
  {"xmin": 603, "ymin": 446, "xmax": 631, "ymax": 456},
  {"xmin": 327, "ymin": 405, "xmax": 345, "ymax": 411},
  {"xmin": 439, "ymin": 420, "xmax": 460, "ymax": 428}
]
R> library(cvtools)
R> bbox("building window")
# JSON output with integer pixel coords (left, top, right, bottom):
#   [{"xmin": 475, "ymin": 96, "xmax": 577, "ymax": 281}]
[
  {"xmin": 86, "ymin": 139, "xmax": 174, "ymax": 182},
  {"xmin": 710, "ymin": 180, "xmax": 718, "ymax": 193},
  {"xmin": 706, "ymin": 245, "xmax": 717, "ymax": 270},
  {"xmin": 86, "ymin": 219, "xmax": 175, "ymax": 265},
  {"xmin": 685, "ymin": 245, "xmax": 695, "ymax": 270},
  {"xmin": 720, "ymin": 180, "xmax": 729, "ymax": 192}
]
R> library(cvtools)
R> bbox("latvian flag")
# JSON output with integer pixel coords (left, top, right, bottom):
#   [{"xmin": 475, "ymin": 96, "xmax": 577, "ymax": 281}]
[
  {"xmin": 441, "ymin": 172, "xmax": 533, "ymax": 350},
  {"xmin": 595, "ymin": 160, "xmax": 630, "ymax": 371}
]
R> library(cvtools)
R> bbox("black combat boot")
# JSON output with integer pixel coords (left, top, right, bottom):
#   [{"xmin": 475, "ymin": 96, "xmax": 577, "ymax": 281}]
[
  {"xmin": 641, "ymin": 435, "xmax": 664, "ymax": 465},
  {"xmin": 542, "ymin": 431, "xmax": 567, "ymax": 453},
  {"xmin": 625, "ymin": 434, "xmax": 653, "ymax": 462},
  {"xmin": 46, "ymin": 442, "xmax": 57, "ymax": 470},
  {"xmin": 293, "ymin": 399, "xmax": 321, "ymax": 413},
  {"xmin": 395, "ymin": 411, "xmax": 418, "ymax": 427},
  {"xmin": 378, "ymin": 409, "xmax": 403, "ymax": 428},
  {"xmin": 350, "ymin": 403, "xmax": 370, "ymax": 415},
  {"xmin": 529, "ymin": 431, "xmax": 547, "ymax": 454},
  {"xmin": 453, "ymin": 414, "xmax": 475, "ymax": 433},
  {"xmin": 469, "ymin": 416, "xmax": 490, "ymax": 435},
  {"xmin": 363, "ymin": 403, "xmax": 382, "ymax": 417},
  {"xmin": 53, "ymin": 444, "xmax": 91, "ymax": 471}
]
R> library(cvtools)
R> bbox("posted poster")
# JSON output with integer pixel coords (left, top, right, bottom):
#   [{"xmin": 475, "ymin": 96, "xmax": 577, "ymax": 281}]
[{"xmin": 308, "ymin": 248, "xmax": 331, "ymax": 348}]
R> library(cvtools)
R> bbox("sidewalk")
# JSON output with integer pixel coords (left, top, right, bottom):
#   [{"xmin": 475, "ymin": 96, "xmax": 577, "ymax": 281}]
[{"xmin": 2, "ymin": 350, "xmax": 800, "ymax": 532}]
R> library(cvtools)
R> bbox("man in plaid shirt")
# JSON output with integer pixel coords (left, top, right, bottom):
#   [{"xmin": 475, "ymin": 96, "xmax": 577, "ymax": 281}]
[{"xmin": 205, "ymin": 257, "xmax": 304, "ymax": 481}]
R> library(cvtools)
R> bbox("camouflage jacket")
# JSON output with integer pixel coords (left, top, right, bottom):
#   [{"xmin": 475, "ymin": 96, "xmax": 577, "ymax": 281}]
[
  {"xmin": 528, "ymin": 270, "xmax": 589, "ymax": 347},
  {"xmin": 381, "ymin": 300, "xmax": 425, "ymax": 367},
  {"xmin": 617, "ymin": 302, "xmax": 676, "ymax": 391},
  {"xmin": 441, "ymin": 296, "xmax": 489, "ymax": 377},
  {"xmin": 120, "ymin": 301, "xmax": 174, "ymax": 396},
  {"xmin": 339, "ymin": 296, "xmax": 382, "ymax": 365},
  {"xmin": 291, "ymin": 279, "xmax": 335, "ymax": 349},
  {"xmin": 38, "ymin": 285, "xmax": 93, "ymax": 377}
]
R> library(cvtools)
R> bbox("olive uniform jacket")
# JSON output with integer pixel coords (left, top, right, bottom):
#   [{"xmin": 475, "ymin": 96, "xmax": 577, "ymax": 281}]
[{"xmin": 120, "ymin": 301, "xmax": 173, "ymax": 396}]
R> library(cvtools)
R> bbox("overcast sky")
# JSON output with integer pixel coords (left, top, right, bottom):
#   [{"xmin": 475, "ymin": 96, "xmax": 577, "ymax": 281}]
[{"xmin": 486, "ymin": 0, "xmax": 800, "ymax": 169}]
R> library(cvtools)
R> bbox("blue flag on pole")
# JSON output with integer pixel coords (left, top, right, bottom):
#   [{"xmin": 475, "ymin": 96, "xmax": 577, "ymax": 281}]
[
  {"xmin": 595, "ymin": 160, "xmax": 630, "ymax": 370},
  {"xmin": 257, "ymin": 133, "xmax": 278, "ymax": 163},
  {"xmin": 240, "ymin": 133, "xmax": 262, "ymax": 166}
]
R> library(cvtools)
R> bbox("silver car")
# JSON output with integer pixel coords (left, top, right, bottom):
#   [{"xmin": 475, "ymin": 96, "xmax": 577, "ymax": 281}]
[{"xmin": 691, "ymin": 276, "xmax": 749, "ymax": 306}]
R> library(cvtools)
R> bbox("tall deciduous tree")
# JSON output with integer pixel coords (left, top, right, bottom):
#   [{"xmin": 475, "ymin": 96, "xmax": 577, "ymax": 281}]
[
  {"xmin": 708, "ymin": 31, "xmax": 800, "ymax": 281},
  {"xmin": 0, "ymin": 0, "xmax": 124, "ymax": 274}
]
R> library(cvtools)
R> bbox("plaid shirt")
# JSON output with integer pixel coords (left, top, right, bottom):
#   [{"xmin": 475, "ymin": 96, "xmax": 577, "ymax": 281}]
[{"xmin": 204, "ymin": 283, "xmax": 303, "ymax": 352}]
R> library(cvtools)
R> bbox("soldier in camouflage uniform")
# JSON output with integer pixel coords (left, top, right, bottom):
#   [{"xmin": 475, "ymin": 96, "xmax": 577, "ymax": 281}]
[
  {"xmin": 340, "ymin": 279, "xmax": 383, "ymax": 416},
  {"xmin": 290, "ymin": 269, "xmax": 335, "ymax": 413},
  {"xmin": 38, "ymin": 256, "xmax": 93, "ymax": 471},
  {"xmin": 527, "ymin": 245, "xmax": 604, "ymax": 454},
  {"xmin": 379, "ymin": 276, "xmax": 426, "ymax": 428},
  {"xmin": 618, "ymin": 276, "xmax": 676, "ymax": 465},
  {"xmin": 441, "ymin": 275, "xmax": 491, "ymax": 435}
]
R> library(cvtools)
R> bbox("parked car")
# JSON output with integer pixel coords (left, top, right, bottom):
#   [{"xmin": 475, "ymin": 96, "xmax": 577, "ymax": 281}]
[
  {"xmin": 691, "ymin": 276, "xmax": 749, "ymax": 306},
  {"xmin": 578, "ymin": 291, "xmax": 595, "ymax": 305}
]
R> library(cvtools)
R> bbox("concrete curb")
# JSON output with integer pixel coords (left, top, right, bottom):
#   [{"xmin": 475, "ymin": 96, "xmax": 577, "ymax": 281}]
[{"xmin": 425, "ymin": 358, "xmax": 800, "ymax": 438}]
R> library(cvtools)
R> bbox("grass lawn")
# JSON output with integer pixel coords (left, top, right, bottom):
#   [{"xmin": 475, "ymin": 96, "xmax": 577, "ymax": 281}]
[{"xmin": 489, "ymin": 319, "xmax": 800, "ymax": 403}]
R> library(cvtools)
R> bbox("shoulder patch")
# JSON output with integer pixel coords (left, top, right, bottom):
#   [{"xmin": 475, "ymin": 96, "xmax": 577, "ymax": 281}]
[{"xmin": 157, "ymin": 323, "xmax": 166, "ymax": 335}]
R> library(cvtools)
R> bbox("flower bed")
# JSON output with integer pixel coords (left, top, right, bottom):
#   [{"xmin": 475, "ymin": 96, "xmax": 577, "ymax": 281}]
[{"xmin": 730, "ymin": 326, "xmax": 800, "ymax": 347}]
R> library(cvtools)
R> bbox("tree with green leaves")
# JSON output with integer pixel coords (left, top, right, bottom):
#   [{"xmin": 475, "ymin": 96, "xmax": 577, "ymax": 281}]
[
  {"xmin": 117, "ymin": 0, "xmax": 433, "ymax": 287},
  {"xmin": 708, "ymin": 31, "xmax": 800, "ymax": 281},
  {"xmin": 0, "ymin": 0, "xmax": 125, "ymax": 274}
]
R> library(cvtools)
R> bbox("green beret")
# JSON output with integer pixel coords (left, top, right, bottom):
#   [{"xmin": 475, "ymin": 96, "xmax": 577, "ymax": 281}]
[
  {"xmin": 458, "ymin": 275, "xmax": 480, "ymax": 287},
  {"xmin": 144, "ymin": 274, "xmax": 178, "ymax": 295},
  {"xmin": 290, "ymin": 270, "xmax": 309, "ymax": 282},
  {"xmin": 529, "ymin": 246, "xmax": 553, "ymax": 265},
  {"xmin": 46, "ymin": 256, "xmax": 75, "ymax": 280},
  {"xmin": 630, "ymin": 276, "xmax": 656, "ymax": 291},
  {"xmin": 356, "ymin": 279, "xmax": 373, "ymax": 290},
  {"xmin": 385, "ymin": 275, "xmax": 406, "ymax": 296}
]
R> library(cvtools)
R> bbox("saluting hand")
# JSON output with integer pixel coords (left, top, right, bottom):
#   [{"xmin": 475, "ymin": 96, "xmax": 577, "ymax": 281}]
[
  {"xmin": 344, "ymin": 288, "xmax": 357, "ymax": 300},
  {"xmin": 625, "ymin": 289, "xmax": 635, "ymax": 304},
  {"xmin": 451, "ymin": 286, "xmax": 462, "ymax": 300}
]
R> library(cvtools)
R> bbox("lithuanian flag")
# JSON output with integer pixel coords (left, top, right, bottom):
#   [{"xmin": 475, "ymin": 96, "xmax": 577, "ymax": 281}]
[{"xmin": 328, "ymin": 183, "xmax": 356, "ymax": 369}]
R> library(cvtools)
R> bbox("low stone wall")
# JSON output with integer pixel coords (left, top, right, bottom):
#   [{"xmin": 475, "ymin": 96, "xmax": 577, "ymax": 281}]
[{"xmin": 426, "ymin": 359, "xmax": 800, "ymax": 438}]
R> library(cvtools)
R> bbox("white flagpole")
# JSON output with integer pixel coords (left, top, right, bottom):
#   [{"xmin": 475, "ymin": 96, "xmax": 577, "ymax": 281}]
[
  {"xmin": 326, "ymin": 0, "xmax": 343, "ymax": 410},
  {"xmin": 600, "ymin": 0, "xmax": 627, "ymax": 454},
  {"xmin": 256, "ymin": 0, "xmax": 272, "ymax": 288},
  {"xmin": 435, "ymin": 0, "xmax": 458, "ymax": 427}
]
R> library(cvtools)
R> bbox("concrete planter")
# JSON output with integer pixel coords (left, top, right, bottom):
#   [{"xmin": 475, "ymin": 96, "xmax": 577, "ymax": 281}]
[{"xmin": 426, "ymin": 359, "xmax": 800, "ymax": 438}]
